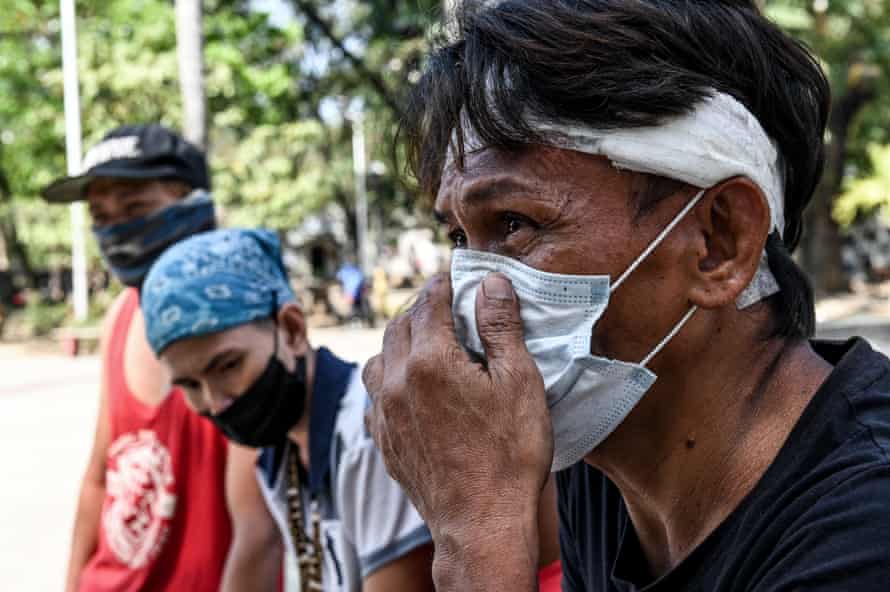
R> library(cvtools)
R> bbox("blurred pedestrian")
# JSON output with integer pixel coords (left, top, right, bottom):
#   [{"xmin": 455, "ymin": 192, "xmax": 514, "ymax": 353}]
[
  {"xmin": 140, "ymin": 228, "xmax": 435, "ymax": 592},
  {"xmin": 336, "ymin": 259, "xmax": 370, "ymax": 325},
  {"xmin": 42, "ymin": 124, "xmax": 242, "ymax": 592}
]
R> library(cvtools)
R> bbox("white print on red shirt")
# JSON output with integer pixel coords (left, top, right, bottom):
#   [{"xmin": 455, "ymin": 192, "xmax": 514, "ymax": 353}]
[{"xmin": 102, "ymin": 429, "xmax": 177, "ymax": 568}]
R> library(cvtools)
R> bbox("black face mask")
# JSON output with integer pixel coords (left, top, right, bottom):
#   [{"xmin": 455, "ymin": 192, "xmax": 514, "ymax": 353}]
[{"xmin": 206, "ymin": 342, "xmax": 308, "ymax": 448}]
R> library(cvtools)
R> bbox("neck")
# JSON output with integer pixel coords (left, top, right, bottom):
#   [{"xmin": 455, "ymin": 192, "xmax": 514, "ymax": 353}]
[
  {"xmin": 586, "ymin": 325, "xmax": 831, "ymax": 576},
  {"xmin": 288, "ymin": 347, "xmax": 316, "ymax": 468}
]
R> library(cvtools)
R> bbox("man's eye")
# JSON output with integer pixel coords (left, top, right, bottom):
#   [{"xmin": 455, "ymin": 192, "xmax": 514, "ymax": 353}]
[
  {"xmin": 126, "ymin": 202, "xmax": 150, "ymax": 216},
  {"xmin": 503, "ymin": 213, "xmax": 534, "ymax": 236},
  {"xmin": 448, "ymin": 228, "xmax": 468, "ymax": 249},
  {"xmin": 175, "ymin": 378, "xmax": 200, "ymax": 391},
  {"xmin": 220, "ymin": 357, "xmax": 242, "ymax": 373}
]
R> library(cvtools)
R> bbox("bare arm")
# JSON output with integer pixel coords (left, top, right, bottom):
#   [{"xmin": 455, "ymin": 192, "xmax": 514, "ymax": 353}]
[
  {"xmin": 64, "ymin": 295, "xmax": 124, "ymax": 592},
  {"xmin": 220, "ymin": 443, "xmax": 282, "ymax": 592},
  {"xmin": 432, "ymin": 507, "xmax": 541, "ymax": 592},
  {"xmin": 363, "ymin": 543, "xmax": 435, "ymax": 592}
]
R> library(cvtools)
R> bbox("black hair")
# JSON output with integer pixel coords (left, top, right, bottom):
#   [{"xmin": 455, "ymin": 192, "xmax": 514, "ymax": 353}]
[{"xmin": 400, "ymin": 0, "xmax": 828, "ymax": 339}]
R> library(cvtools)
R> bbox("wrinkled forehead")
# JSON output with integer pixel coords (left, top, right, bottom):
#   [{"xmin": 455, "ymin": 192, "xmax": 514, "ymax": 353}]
[{"xmin": 435, "ymin": 144, "xmax": 619, "ymax": 210}]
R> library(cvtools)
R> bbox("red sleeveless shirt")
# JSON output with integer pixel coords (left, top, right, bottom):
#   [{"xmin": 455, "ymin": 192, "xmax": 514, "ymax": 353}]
[{"xmin": 78, "ymin": 289, "xmax": 232, "ymax": 591}]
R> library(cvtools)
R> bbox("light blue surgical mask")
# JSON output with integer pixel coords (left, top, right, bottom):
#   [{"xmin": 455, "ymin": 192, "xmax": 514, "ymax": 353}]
[{"xmin": 450, "ymin": 190, "xmax": 704, "ymax": 472}]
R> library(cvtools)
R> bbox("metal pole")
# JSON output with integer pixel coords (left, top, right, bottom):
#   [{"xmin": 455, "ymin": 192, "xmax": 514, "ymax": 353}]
[
  {"xmin": 175, "ymin": 0, "xmax": 207, "ymax": 150},
  {"xmin": 351, "ymin": 104, "xmax": 370, "ymax": 274},
  {"xmin": 60, "ymin": 0, "xmax": 89, "ymax": 321}
]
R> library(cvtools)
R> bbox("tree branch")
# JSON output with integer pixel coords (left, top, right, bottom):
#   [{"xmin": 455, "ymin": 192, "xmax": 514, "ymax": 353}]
[
  {"xmin": 0, "ymin": 162, "xmax": 36, "ymax": 288},
  {"xmin": 801, "ymin": 61, "xmax": 878, "ymax": 291},
  {"xmin": 823, "ymin": 63, "xmax": 879, "ymax": 196},
  {"xmin": 289, "ymin": 0, "xmax": 403, "ymax": 118}
]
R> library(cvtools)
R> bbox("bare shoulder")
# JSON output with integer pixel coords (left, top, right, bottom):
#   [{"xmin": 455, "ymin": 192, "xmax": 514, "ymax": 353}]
[
  {"xmin": 99, "ymin": 290, "xmax": 133, "ymax": 344},
  {"xmin": 98, "ymin": 289, "xmax": 133, "ymax": 360}
]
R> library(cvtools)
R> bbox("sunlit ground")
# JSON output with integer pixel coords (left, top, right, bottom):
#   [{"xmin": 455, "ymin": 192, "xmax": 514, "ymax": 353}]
[{"xmin": 0, "ymin": 326, "xmax": 384, "ymax": 592}]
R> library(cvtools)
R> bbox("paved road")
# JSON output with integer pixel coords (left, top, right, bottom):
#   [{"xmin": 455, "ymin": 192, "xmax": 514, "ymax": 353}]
[
  {"xmin": 0, "ymin": 327, "xmax": 385, "ymax": 592},
  {"xmin": 0, "ymin": 352, "xmax": 100, "ymax": 592},
  {"xmin": 0, "ymin": 324, "xmax": 886, "ymax": 591}
]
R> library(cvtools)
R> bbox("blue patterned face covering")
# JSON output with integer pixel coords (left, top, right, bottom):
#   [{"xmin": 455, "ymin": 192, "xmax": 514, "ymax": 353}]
[
  {"xmin": 92, "ymin": 189, "xmax": 216, "ymax": 287},
  {"xmin": 140, "ymin": 228, "xmax": 296, "ymax": 357}
]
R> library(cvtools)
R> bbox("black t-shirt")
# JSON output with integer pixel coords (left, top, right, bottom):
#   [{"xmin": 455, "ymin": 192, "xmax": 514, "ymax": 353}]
[{"xmin": 557, "ymin": 338, "xmax": 890, "ymax": 591}]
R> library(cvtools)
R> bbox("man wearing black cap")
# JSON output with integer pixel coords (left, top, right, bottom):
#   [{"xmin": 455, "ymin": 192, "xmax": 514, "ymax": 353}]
[{"xmin": 44, "ymin": 125, "xmax": 245, "ymax": 592}]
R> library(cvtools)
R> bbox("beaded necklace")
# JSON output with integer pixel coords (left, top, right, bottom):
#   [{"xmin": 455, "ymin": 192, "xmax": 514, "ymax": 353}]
[{"xmin": 286, "ymin": 443, "xmax": 324, "ymax": 591}]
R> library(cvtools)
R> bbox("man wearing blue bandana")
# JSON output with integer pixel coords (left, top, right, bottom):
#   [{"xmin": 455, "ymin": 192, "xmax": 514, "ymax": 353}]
[
  {"xmin": 41, "ymin": 125, "xmax": 236, "ymax": 592},
  {"xmin": 140, "ymin": 228, "xmax": 435, "ymax": 592}
]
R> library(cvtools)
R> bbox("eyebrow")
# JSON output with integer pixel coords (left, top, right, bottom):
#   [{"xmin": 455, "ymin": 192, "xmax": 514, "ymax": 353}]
[
  {"xmin": 172, "ymin": 348, "xmax": 239, "ymax": 386},
  {"xmin": 201, "ymin": 348, "xmax": 242, "ymax": 375},
  {"xmin": 464, "ymin": 176, "xmax": 536, "ymax": 204},
  {"xmin": 433, "ymin": 176, "xmax": 537, "ymax": 224}
]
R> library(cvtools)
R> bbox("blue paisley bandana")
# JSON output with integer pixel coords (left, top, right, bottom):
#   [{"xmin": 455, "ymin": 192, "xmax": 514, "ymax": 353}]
[{"xmin": 140, "ymin": 228, "xmax": 295, "ymax": 355}]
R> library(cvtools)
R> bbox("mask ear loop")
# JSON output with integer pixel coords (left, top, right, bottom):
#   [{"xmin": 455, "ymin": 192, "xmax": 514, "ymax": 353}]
[
  {"xmin": 610, "ymin": 189, "xmax": 707, "ymax": 293},
  {"xmin": 271, "ymin": 313, "xmax": 280, "ymax": 358},
  {"xmin": 640, "ymin": 305, "xmax": 698, "ymax": 367},
  {"xmin": 602, "ymin": 188, "xmax": 707, "ymax": 367}
]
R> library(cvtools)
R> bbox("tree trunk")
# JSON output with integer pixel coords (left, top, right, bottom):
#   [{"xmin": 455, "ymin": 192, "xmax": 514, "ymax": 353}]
[
  {"xmin": 175, "ymin": 0, "xmax": 208, "ymax": 150},
  {"xmin": 289, "ymin": 0, "xmax": 403, "ymax": 119},
  {"xmin": 333, "ymin": 187, "xmax": 359, "ymax": 249},
  {"xmin": 0, "ymin": 164, "xmax": 37, "ymax": 289},
  {"xmin": 800, "ymin": 64, "xmax": 877, "ymax": 294}
]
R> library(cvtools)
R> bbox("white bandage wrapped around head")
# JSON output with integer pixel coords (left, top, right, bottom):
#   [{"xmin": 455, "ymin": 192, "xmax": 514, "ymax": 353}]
[{"xmin": 451, "ymin": 91, "xmax": 784, "ymax": 308}]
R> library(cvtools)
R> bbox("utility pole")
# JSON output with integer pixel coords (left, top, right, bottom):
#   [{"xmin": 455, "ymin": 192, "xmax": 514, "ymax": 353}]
[
  {"xmin": 175, "ymin": 0, "xmax": 207, "ymax": 149},
  {"xmin": 60, "ymin": 0, "xmax": 89, "ymax": 321},
  {"xmin": 350, "ymin": 102, "xmax": 370, "ymax": 273}
]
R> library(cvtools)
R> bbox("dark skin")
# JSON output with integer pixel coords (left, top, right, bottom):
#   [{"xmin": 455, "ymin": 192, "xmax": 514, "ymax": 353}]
[
  {"xmin": 163, "ymin": 304, "xmax": 436, "ymax": 592},
  {"xmin": 363, "ymin": 146, "xmax": 833, "ymax": 590},
  {"xmin": 87, "ymin": 177, "xmax": 189, "ymax": 226}
]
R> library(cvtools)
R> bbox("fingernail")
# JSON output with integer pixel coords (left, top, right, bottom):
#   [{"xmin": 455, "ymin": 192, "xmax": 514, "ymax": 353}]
[{"xmin": 482, "ymin": 274, "xmax": 514, "ymax": 301}]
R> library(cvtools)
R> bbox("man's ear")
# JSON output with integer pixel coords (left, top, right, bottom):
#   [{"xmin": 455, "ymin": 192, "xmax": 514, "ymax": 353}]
[
  {"xmin": 276, "ymin": 302, "xmax": 309, "ymax": 356},
  {"xmin": 687, "ymin": 177, "xmax": 771, "ymax": 309}
]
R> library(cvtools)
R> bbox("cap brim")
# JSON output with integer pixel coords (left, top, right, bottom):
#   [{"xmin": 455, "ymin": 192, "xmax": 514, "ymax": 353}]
[
  {"xmin": 41, "ymin": 174, "xmax": 93, "ymax": 203},
  {"xmin": 41, "ymin": 163, "xmax": 186, "ymax": 203}
]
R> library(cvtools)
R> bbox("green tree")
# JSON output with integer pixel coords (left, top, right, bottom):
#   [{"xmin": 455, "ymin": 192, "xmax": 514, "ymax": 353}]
[
  {"xmin": 281, "ymin": 0, "xmax": 441, "ymax": 245},
  {"xmin": 8, "ymin": 0, "xmax": 882, "ymax": 299},
  {"xmin": 834, "ymin": 144, "xmax": 890, "ymax": 228},
  {"xmin": 0, "ymin": 0, "xmax": 320, "ymax": 269},
  {"xmin": 0, "ymin": 0, "xmax": 442, "ymax": 282},
  {"xmin": 766, "ymin": 0, "xmax": 890, "ymax": 292}
]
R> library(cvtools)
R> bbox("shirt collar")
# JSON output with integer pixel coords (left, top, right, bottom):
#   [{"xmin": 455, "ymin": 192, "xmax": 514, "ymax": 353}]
[
  {"xmin": 257, "ymin": 347, "xmax": 356, "ymax": 493},
  {"xmin": 307, "ymin": 346, "xmax": 357, "ymax": 493}
]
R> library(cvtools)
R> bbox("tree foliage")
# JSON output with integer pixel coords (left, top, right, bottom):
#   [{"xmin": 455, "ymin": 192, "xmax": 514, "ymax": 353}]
[
  {"xmin": 0, "ymin": 0, "xmax": 432, "ymax": 273},
  {"xmin": 3, "ymin": 0, "xmax": 889, "ymax": 296},
  {"xmin": 765, "ymin": 0, "xmax": 890, "ymax": 290},
  {"xmin": 835, "ymin": 144, "xmax": 890, "ymax": 228}
]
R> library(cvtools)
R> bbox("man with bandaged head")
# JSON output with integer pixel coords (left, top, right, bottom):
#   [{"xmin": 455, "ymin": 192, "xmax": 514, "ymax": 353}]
[{"xmin": 362, "ymin": 1, "xmax": 890, "ymax": 591}]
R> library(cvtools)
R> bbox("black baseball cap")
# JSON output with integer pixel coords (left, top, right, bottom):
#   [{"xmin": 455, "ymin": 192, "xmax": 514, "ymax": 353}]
[{"xmin": 41, "ymin": 124, "xmax": 210, "ymax": 203}]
